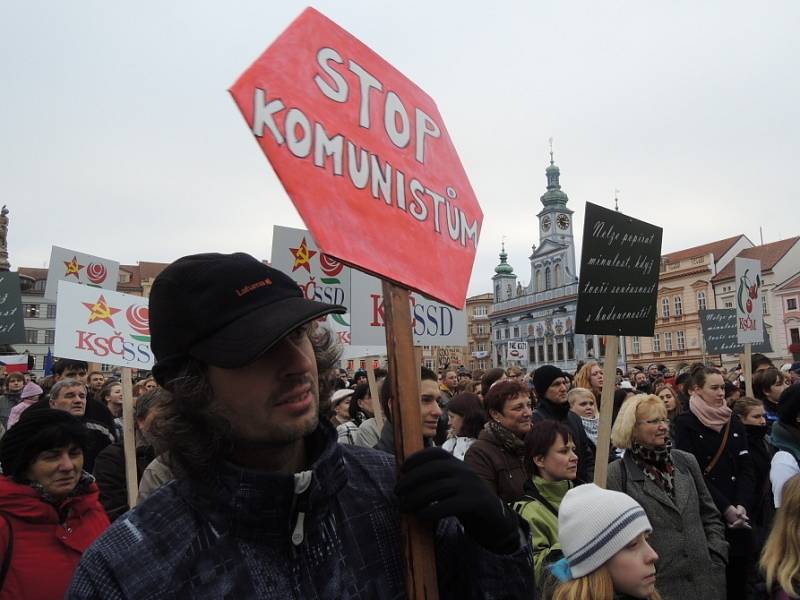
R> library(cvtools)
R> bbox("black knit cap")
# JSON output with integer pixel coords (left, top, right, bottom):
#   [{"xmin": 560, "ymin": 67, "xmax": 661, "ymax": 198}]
[
  {"xmin": 148, "ymin": 252, "xmax": 346, "ymax": 385},
  {"xmin": 0, "ymin": 409, "xmax": 87, "ymax": 480},
  {"xmin": 532, "ymin": 365, "xmax": 568, "ymax": 399}
]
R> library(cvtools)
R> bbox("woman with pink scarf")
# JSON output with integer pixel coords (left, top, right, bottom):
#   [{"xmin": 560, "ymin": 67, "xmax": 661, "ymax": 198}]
[{"xmin": 673, "ymin": 364, "xmax": 756, "ymax": 600}]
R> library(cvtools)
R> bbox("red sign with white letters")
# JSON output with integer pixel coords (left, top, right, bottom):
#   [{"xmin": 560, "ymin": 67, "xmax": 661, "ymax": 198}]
[{"xmin": 229, "ymin": 7, "xmax": 481, "ymax": 308}]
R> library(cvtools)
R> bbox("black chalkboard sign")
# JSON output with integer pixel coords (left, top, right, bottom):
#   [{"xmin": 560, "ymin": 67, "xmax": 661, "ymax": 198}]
[
  {"xmin": 699, "ymin": 309, "xmax": 772, "ymax": 354},
  {"xmin": 575, "ymin": 203, "xmax": 663, "ymax": 336},
  {"xmin": 0, "ymin": 272, "xmax": 25, "ymax": 344}
]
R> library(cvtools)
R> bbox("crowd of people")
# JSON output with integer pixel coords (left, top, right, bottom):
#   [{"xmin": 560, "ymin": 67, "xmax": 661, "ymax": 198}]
[{"xmin": 0, "ymin": 252, "xmax": 799, "ymax": 599}]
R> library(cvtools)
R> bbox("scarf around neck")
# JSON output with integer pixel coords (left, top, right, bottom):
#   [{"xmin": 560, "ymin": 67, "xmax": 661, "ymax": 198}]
[
  {"xmin": 581, "ymin": 415, "xmax": 599, "ymax": 445},
  {"xmin": 485, "ymin": 420, "xmax": 526, "ymax": 456},
  {"xmin": 769, "ymin": 421, "xmax": 800, "ymax": 463},
  {"xmin": 689, "ymin": 393, "xmax": 731, "ymax": 432},
  {"xmin": 631, "ymin": 440, "xmax": 675, "ymax": 498}
]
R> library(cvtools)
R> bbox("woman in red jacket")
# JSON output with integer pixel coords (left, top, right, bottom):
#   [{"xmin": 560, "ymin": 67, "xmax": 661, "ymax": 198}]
[{"xmin": 0, "ymin": 408, "xmax": 109, "ymax": 598}]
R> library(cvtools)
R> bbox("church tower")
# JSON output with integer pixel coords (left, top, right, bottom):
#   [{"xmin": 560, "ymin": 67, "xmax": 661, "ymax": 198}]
[
  {"xmin": 529, "ymin": 145, "xmax": 578, "ymax": 292},
  {"xmin": 492, "ymin": 242, "xmax": 517, "ymax": 302}
]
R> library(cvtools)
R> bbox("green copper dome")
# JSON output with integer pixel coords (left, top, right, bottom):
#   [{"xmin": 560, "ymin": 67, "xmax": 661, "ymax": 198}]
[{"xmin": 495, "ymin": 245, "xmax": 514, "ymax": 274}]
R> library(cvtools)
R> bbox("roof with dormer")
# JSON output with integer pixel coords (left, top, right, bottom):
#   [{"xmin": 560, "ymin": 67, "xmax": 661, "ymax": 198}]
[{"xmin": 711, "ymin": 237, "xmax": 800, "ymax": 283}]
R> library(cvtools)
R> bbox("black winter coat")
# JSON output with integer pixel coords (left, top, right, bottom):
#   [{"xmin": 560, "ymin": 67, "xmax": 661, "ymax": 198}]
[
  {"xmin": 93, "ymin": 441, "xmax": 156, "ymax": 521},
  {"xmin": 672, "ymin": 411, "xmax": 756, "ymax": 515}
]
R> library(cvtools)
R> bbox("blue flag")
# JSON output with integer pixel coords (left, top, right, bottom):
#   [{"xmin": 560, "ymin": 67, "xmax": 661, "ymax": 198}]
[{"xmin": 44, "ymin": 347, "xmax": 55, "ymax": 376}]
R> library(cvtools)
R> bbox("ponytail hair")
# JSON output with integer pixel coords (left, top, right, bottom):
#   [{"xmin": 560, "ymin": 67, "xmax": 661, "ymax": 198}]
[{"xmin": 683, "ymin": 363, "xmax": 720, "ymax": 397}]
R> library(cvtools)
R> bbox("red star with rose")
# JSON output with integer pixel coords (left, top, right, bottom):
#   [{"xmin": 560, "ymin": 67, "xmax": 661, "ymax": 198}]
[
  {"xmin": 289, "ymin": 237, "xmax": 317, "ymax": 273},
  {"xmin": 82, "ymin": 295, "xmax": 121, "ymax": 327},
  {"xmin": 64, "ymin": 256, "xmax": 85, "ymax": 279}
]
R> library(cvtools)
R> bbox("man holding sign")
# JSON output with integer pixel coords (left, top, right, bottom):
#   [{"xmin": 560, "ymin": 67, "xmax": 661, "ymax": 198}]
[{"xmin": 69, "ymin": 253, "xmax": 534, "ymax": 599}]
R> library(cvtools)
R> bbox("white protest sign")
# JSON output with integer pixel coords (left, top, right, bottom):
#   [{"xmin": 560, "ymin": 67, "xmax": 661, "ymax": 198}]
[
  {"xmin": 507, "ymin": 341, "xmax": 528, "ymax": 361},
  {"xmin": 350, "ymin": 270, "xmax": 467, "ymax": 346},
  {"xmin": 44, "ymin": 246, "xmax": 120, "ymax": 301},
  {"xmin": 735, "ymin": 257, "xmax": 764, "ymax": 344},
  {"xmin": 54, "ymin": 281, "xmax": 154, "ymax": 369}
]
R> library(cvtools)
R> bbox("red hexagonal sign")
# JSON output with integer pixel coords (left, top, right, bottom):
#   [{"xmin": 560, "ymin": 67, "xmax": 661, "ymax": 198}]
[{"xmin": 229, "ymin": 7, "xmax": 482, "ymax": 309}]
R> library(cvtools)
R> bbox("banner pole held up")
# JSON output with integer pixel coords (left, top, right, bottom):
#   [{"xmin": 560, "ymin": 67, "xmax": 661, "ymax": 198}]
[
  {"xmin": 121, "ymin": 368, "xmax": 139, "ymax": 508},
  {"xmin": 382, "ymin": 280, "xmax": 439, "ymax": 600},
  {"xmin": 593, "ymin": 335, "xmax": 619, "ymax": 488},
  {"xmin": 743, "ymin": 343, "xmax": 753, "ymax": 398},
  {"xmin": 365, "ymin": 356, "xmax": 384, "ymax": 431}
]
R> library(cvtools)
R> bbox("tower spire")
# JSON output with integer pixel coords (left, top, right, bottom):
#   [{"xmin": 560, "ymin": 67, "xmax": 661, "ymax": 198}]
[
  {"xmin": 614, "ymin": 189, "xmax": 620, "ymax": 212},
  {"xmin": 549, "ymin": 137, "xmax": 554, "ymax": 166}
]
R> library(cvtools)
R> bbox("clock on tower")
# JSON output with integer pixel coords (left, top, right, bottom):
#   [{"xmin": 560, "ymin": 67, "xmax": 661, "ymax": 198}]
[
  {"xmin": 557, "ymin": 214, "xmax": 570, "ymax": 230},
  {"xmin": 541, "ymin": 216, "xmax": 552, "ymax": 231}
]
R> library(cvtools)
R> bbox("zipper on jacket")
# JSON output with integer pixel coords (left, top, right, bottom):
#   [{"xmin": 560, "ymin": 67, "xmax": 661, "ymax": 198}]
[{"xmin": 291, "ymin": 470, "xmax": 312, "ymax": 546}]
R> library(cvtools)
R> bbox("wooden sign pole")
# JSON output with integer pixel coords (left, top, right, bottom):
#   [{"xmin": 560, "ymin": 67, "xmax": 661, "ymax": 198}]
[
  {"xmin": 593, "ymin": 335, "xmax": 619, "ymax": 488},
  {"xmin": 365, "ymin": 356, "xmax": 384, "ymax": 431},
  {"xmin": 120, "ymin": 368, "xmax": 139, "ymax": 508},
  {"xmin": 382, "ymin": 280, "xmax": 439, "ymax": 599},
  {"xmin": 743, "ymin": 343, "xmax": 753, "ymax": 397}
]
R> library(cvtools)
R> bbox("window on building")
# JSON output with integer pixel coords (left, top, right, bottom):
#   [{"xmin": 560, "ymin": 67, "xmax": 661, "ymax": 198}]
[
  {"xmin": 25, "ymin": 329, "xmax": 38, "ymax": 344},
  {"xmin": 791, "ymin": 328, "xmax": 800, "ymax": 345},
  {"xmin": 535, "ymin": 271, "xmax": 542, "ymax": 291},
  {"xmin": 478, "ymin": 343, "xmax": 485, "ymax": 352},
  {"xmin": 24, "ymin": 304, "xmax": 40, "ymax": 318},
  {"xmin": 586, "ymin": 337, "xmax": 594, "ymax": 357},
  {"xmin": 513, "ymin": 326, "xmax": 519, "ymax": 338},
  {"xmin": 33, "ymin": 279, "xmax": 46, "ymax": 292},
  {"xmin": 724, "ymin": 301, "xmax": 734, "ymax": 309},
  {"xmin": 504, "ymin": 329, "xmax": 509, "ymax": 339},
  {"xmin": 545, "ymin": 342, "xmax": 552, "ymax": 362},
  {"xmin": 632, "ymin": 336, "xmax": 640, "ymax": 354},
  {"xmin": 788, "ymin": 298, "xmax": 798, "ymax": 311},
  {"xmin": 424, "ymin": 359, "xmax": 433, "ymax": 369},
  {"xmin": 495, "ymin": 329, "xmax": 501, "ymax": 340},
  {"xmin": 762, "ymin": 293, "xmax": 769, "ymax": 315},
  {"xmin": 674, "ymin": 296, "xmax": 683, "ymax": 316},
  {"xmin": 359, "ymin": 360, "xmax": 366, "ymax": 369},
  {"xmin": 557, "ymin": 341, "xmax": 564, "ymax": 361},
  {"xmin": 474, "ymin": 306, "xmax": 487, "ymax": 316},
  {"xmin": 537, "ymin": 343, "xmax": 545, "ymax": 363},
  {"xmin": 46, "ymin": 304, "xmax": 57, "ymax": 319},
  {"xmin": 477, "ymin": 324, "xmax": 486, "ymax": 335},
  {"xmin": 661, "ymin": 298, "xmax": 670, "ymax": 318},
  {"xmin": 567, "ymin": 338, "xmax": 575, "ymax": 360},
  {"xmin": 598, "ymin": 336, "xmax": 607, "ymax": 357},
  {"xmin": 44, "ymin": 329, "xmax": 55, "ymax": 345},
  {"xmin": 664, "ymin": 332, "xmax": 673, "ymax": 351},
  {"xmin": 545, "ymin": 267, "xmax": 552, "ymax": 290},
  {"xmin": 677, "ymin": 330, "xmax": 685, "ymax": 350},
  {"xmin": 554, "ymin": 264, "xmax": 561, "ymax": 287},
  {"xmin": 697, "ymin": 291, "xmax": 706, "ymax": 311},
  {"xmin": 653, "ymin": 334, "xmax": 661, "ymax": 352}
]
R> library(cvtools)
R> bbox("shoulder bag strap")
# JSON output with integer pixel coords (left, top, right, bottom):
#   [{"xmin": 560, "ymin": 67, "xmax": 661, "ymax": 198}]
[
  {"xmin": 0, "ymin": 512, "xmax": 13, "ymax": 591},
  {"xmin": 703, "ymin": 419, "xmax": 732, "ymax": 477},
  {"xmin": 525, "ymin": 483, "xmax": 561, "ymax": 518}
]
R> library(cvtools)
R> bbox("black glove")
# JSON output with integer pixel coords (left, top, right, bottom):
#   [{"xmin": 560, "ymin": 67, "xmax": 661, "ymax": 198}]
[{"xmin": 395, "ymin": 448, "xmax": 523, "ymax": 554}]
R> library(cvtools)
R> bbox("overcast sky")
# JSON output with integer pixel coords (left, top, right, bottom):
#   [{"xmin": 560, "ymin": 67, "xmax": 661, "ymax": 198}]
[{"xmin": 2, "ymin": 1, "xmax": 798, "ymax": 298}]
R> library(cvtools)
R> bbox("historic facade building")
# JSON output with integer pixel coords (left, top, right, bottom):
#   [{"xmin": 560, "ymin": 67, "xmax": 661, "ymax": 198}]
[
  {"xmin": 466, "ymin": 292, "xmax": 493, "ymax": 372},
  {"xmin": 712, "ymin": 236, "xmax": 800, "ymax": 365},
  {"xmin": 489, "ymin": 154, "xmax": 612, "ymax": 373}
]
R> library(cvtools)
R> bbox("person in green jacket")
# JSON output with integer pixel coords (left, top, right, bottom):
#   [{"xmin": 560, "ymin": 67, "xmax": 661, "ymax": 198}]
[{"xmin": 514, "ymin": 419, "xmax": 578, "ymax": 583}]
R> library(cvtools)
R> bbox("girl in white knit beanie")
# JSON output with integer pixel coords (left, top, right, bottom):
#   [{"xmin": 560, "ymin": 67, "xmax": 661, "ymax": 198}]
[{"xmin": 550, "ymin": 484, "xmax": 663, "ymax": 600}]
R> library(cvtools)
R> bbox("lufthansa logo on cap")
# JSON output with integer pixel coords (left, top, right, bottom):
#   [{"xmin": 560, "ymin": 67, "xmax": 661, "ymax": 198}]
[{"xmin": 236, "ymin": 277, "xmax": 273, "ymax": 297}]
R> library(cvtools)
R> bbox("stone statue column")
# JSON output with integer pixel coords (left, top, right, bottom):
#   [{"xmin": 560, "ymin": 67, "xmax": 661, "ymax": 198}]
[{"xmin": 0, "ymin": 206, "xmax": 9, "ymax": 272}]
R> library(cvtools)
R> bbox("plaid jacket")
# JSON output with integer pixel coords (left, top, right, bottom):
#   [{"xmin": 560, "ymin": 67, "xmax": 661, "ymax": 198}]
[{"xmin": 68, "ymin": 424, "xmax": 535, "ymax": 599}]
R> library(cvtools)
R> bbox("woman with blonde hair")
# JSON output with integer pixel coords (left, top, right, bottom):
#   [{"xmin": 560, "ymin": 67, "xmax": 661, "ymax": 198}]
[
  {"xmin": 574, "ymin": 360, "xmax": 603, "ymax": 405},
  {"xmin": 607, "ymin": 394, "xmax": 728, "ymax": 599},
  {"xmin": 760, "ymin": 474, "xmax": 800, "ymax": 599},
  {"xmin": 549, "ymin": 484, "xmax": 662, "ymax": 600}
]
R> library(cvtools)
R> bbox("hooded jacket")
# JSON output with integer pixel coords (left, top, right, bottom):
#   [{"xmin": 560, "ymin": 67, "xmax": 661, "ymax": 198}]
[
  {"xmin": 0, "ymin": 475, "xmax": 109, "ymax": 600},
  {"xmin": 68, "ymin": 423, "xmax": 534, "ymax": 599}
]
